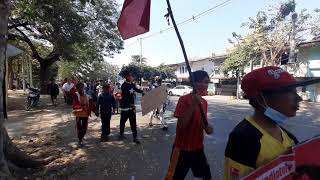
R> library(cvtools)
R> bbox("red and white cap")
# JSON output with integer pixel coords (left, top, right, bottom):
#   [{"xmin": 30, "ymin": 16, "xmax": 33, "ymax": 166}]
[{"xmin": 241, "ymin": 66, "xmax": 320, "ymax": 99}]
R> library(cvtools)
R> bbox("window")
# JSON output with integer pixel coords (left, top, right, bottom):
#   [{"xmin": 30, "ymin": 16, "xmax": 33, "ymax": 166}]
[{"xmin": 176, "ymin": 86, "xmax": 184, "ymax": 89}]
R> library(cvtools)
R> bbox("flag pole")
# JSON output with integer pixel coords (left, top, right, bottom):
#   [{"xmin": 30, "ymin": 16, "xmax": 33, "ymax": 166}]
[{"xmin": 165, "ymin": 0, "xmax": 208, "ymax": 128}]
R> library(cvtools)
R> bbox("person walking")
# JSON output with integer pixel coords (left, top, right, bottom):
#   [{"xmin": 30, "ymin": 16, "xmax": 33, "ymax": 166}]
[
  {"xmin": 62, "ymin": 78, "xmax": 75, "ymax": 105},
  {"xmin": 96, "ymin": 84, "xmax": 116, "ymax": 142},
  {"xmin": 149, "ymin": 76, "xmax": 168, "ymax": 130},
  {"xmin": 113, "ymin": 82, "xmax": 122, "ymax": 114},
  {"xmin": 47, "ymin": 78, "xmax": 59, "ymax": 106},
  {"xmin": 72, "ymin": 83, "xmax": 91, "ymax": 147},
  {"xmin": 119, "ymin": 70, "xmax": 144, "ymax": 144},
  {"xmin": 166, "ymin": 70, "xmax": 213, "ymax": 180}
]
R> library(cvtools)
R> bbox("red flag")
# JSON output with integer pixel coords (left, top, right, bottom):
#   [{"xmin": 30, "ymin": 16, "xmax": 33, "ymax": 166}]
[{"xmin": 117, "ymin": 0, "xmax": 151, "ymax": 40}]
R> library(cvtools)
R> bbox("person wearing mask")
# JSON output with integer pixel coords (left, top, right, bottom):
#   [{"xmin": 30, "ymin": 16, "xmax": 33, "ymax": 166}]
[
  {"xmin": 96, "ymin": 84, "xmax": 116, "ymax": 142},
  {"xmin": 224, "ymin": 66, "xmax": 320, "ymax": 179},
  {"xmin": 166, "ymin": 70, "xmax": 213, "ymax": 180},
  {"xmin": 119, "ymin": 70, "xmax": 144, "ymax": 144}
]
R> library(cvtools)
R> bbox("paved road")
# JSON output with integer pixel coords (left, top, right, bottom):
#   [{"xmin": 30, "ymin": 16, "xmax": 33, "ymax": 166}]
[{"xmin": 6, "ymin": 95, "xmax": 320, "ymax": 180}]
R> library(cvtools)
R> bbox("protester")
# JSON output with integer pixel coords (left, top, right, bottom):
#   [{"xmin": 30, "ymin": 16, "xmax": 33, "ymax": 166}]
[
  {"xmin": 96, "ymin": 84, "xmax": 116, "ymax": 142},
  {"xmin": 47, "ymin": 78, "xmax": 59, "ymax": 106},
  {"xmin": 119, "ymin": 70, "xmax": 144, "ymax": 144},
  {"xmin": 72, "ymin": 83, "xmax": 91, "ymax": 147},
  {"xmin": 96, "ymin": 80, "xmax": 104, "ymax": 96},
  {"xmin": 113, "ymin": 82, "xmax": 122, "ymax": 114},
  {"xmin": 62, "ymin": 78, "xmax": 75, "ymax": 105},
  {"xmin": 223, "ymin": 66, "xmax": 320, "ymax": 179},
  {"xmin": 149, "ymin": 76, "xmax": 168, "ymax": 130},
  {"xmin": 166, "ymin": 70, "xmax": 213, "ymax": 180}
]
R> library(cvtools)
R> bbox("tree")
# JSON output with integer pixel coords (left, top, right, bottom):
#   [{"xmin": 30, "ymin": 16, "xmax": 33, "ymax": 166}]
[
  {"xmin": 58, "ymin": 60, "xmax": 119, "ymax": 82},
  {"xmin": 0, "ymin": 0, "xmax": 11, "ymax": 177},
  {"xmin": 8, "ymin": 0, "xmax": 123, "ymax": 93},
  {"xmin": 131, "ymin": 55, "xmax": 147, "ymax": 64},
  {"xmin": 311, "ymin": 8, "xmax": 320, "ymax": 39},
  {"xmin": 223, "ymin": 0, "xmax": 313, "ymax": 75},
  {"xmin": 155, "ymin": 63, "xmax": 176, "ymax": 79}
]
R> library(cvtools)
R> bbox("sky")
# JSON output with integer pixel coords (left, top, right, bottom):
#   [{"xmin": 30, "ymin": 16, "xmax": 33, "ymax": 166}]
[{"xmin": 106, "ymin": 0, "xmax": 319, "ymax": 67}]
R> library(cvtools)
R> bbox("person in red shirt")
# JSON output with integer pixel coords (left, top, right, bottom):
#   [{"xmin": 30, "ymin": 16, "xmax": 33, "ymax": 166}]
[{"xmin": 166, "ymin": 70, "xmax": 213, "ymax": 180}]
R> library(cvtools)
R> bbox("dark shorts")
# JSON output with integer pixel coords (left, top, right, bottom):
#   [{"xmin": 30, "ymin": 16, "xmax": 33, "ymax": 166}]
[{"xmin": 166, "ymin": 146, "xmax": 211, "ymax": 180}]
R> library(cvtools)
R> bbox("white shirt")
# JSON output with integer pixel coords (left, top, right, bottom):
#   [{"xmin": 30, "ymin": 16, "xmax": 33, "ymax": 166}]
[
  {"xmin": 96, "ymin": 84, "xmax": 103, "ymax": 95},
  {"xmin": 62, "ymin": 82, "xmax": 74, "ymax": 92}
]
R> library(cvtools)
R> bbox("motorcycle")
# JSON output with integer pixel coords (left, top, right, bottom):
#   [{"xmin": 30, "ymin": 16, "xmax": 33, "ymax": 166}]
[{"xmin": 25, "ymin": 87, "xmax": 40, "ymax": 111}]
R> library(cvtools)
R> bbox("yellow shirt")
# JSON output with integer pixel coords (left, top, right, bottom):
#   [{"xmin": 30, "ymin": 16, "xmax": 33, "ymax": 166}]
[{"xmin": 224, "ymin": 117, "xmax": 297, "ymax": 180}]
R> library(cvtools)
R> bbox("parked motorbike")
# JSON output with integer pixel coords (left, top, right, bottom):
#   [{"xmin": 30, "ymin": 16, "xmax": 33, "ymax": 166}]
[{"xmin": 25, "ymin": 87, "xmax": 40, "ymax": 111}]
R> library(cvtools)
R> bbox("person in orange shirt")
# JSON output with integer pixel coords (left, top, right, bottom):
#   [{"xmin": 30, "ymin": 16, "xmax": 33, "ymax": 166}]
[{"xmin": 73, "ymin": 83, "xmax": 91, "ymax": 146}]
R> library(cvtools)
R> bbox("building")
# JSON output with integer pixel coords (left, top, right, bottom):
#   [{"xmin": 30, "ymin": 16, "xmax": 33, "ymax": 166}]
[
  {"xmin": 287, "ymin": 40, "xmax": 320, "ymax": 102},
  {"xmin": 171, "ymin": 54, "xmax": 228, "ymax": 84},
  {"xmin": 168, "ymin": 40, "xmax": 320, "ymax": 100}
]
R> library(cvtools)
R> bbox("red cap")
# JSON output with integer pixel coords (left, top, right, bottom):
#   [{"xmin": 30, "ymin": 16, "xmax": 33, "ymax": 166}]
[
  {"xmin": 241, "ymin": 66, "xmax": 298, "ymax": 99},
  {"xmin": 242, "ymin": 66, "xmax": 320, "ymax": 98}
]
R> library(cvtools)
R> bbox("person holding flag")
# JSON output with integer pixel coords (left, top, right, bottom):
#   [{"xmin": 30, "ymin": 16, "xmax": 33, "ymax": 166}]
[
  {"xmin": 224, "ymin": 66, "xmax": 320, "ymax": 179},
  {"xmin": 166, "ymin": 70, "xmax": 213, "ymax": 180}
]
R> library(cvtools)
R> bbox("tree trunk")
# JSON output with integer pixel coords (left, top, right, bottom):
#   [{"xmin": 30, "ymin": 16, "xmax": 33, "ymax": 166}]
[
  {"xmin": 39, "ymin": 62, "xmax": 51, "ymax": 94},
  {"xmin": 0, "ymin": 0, "xmax": 12, "ymax": 178}
]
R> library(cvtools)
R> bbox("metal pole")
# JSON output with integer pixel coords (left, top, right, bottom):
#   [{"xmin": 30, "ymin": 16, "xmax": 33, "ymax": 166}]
[
  {"xmin": 29, "ymin": 59, "xmax": 33, "ymax": 87},
  {"xmin": 22, "ymin": 58, "xmax": 26, "ymax": 91},
  {"xmin": 165, "ymin": 0, "xmax": 208, "ymax": 127},
  {"xmin": 140, "ymin": 38, "xmax": 143, "ymax": 64},
  {"xmin": 289, "ymin": 11, "xmax": 297, "ymax": 64}
]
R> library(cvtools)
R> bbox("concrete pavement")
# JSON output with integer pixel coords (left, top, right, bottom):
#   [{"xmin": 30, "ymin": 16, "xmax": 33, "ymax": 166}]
[{"xmin": 5, "ymin": 94, "xmax": 320, "ymax": 180}]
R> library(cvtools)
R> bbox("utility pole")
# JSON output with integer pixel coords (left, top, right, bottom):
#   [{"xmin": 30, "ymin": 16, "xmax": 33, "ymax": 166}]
[
  {"xmin": 288, "ymin": 1, "xmax": 297, "ymax": 64},
  {"xmin": 232, "ymin": 32, "xmax": 241, "ymax": 99},
  {"xmin": 29, "ymin": 59, "xmax": 33, "ymax": 87},
  {"xmin": 139, "ymin": 38, "xmax": 143, "ymax": 64}
]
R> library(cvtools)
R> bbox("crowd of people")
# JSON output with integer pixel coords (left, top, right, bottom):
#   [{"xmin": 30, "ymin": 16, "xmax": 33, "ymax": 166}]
[
  {"xmin": 46, "ymin": 66, "xmax": 319, "ymax": 180},
  {"xmin": 51, "ymin": 70, "xmax": 145, "ymax": 146}
]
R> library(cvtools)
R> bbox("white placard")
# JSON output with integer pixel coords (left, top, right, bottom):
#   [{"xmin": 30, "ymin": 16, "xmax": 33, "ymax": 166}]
[{"xmin": 141, "ymin": 85, "xmax": 168, "ymax": 116}]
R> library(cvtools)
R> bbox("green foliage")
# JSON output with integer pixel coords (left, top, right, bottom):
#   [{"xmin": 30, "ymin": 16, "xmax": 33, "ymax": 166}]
[
  {"xmin": 223, "ymin": 0, "xmax": 315, "ymax": 76},
  {"xmin": 8, "ymin": 0, "xmax": 123, "ymax": 91},
  {"xmin": 58, "ymin": 60, "xmax": 119, "ymax": 81},
  {"xmin": 131, "ymin": 55, "xmax": 147, "ymax": 64},
  {"xmin": 119, "ymin": 61, "xmax": 176, "ymax": 84}
]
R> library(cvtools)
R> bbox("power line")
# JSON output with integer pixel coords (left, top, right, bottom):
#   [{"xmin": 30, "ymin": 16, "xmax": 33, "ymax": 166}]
[
  {"xmin": 143, "ymin": 0, "xmax": 232, "ymax": 40},
  {"xmin": 124, "ymin": 0, "xmax": 232, "ymax": 48}
]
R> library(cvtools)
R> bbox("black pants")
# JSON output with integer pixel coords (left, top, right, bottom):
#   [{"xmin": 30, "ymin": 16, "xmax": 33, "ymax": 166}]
[
  {"xmin": 101, "ymin": 112, "xmax": 112, "ymax": 136},
  {"xmin": 76, "ymin": 117, "xmax": 88, "ymax": 141},
  {"xmin": 120, "ymin": 110, "xmax": 137, "ymax": 138},
  {"xmin": 166, "ymin": 147, "xmax": 211, "ymax": 180},
  {"xmin": 50, "ymin": 93, "xmax": 58, "ymax": 103}
]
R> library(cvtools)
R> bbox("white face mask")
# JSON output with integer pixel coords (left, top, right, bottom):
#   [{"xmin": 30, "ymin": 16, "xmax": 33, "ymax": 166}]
[{"xmin": 261, "ymin": 95, "xmax": 288, "ymax": 124}]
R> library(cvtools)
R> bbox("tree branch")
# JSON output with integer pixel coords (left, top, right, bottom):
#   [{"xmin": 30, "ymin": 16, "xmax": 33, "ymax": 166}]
[
  {"xmin": 8, "ymin": 22, "xmax": 29, "ymax": 29},
  {"xmin": 11, "ymin": 27, "xmax": 44, "ymax": 63}
]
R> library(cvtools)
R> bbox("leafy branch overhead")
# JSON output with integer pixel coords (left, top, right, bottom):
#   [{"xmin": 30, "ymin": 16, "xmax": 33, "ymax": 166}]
[
  {"xmin": 222, "ymin": 0, "xmax": 319, "ymax": 77},
  {"xmin": 8, "ymin": 0, "xmax": 123, "ymax": 92}
]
